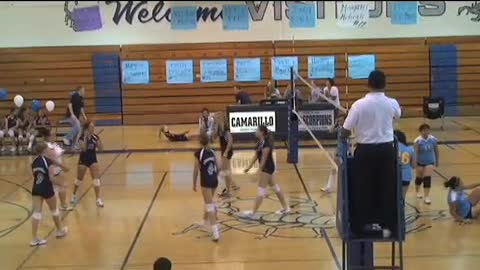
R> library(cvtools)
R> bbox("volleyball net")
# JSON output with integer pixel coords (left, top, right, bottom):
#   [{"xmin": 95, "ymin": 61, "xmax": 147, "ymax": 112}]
[{"xmin": 288, "ymin": 69, "xmax": 349, "ymax": 188}]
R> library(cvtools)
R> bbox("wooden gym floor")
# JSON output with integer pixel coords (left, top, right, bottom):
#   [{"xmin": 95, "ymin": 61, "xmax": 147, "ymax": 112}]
[{"xmin": 1, "ymin": 116, "xmax": 480, "ymax": 270}]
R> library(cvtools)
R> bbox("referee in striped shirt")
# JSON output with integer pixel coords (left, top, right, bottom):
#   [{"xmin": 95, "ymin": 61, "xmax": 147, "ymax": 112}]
[{"xmin": 342, "ymin": 70, "xmax": 401, "ymax": 238}]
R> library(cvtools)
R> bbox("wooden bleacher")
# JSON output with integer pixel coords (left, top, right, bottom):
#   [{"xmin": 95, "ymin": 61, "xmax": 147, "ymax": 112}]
[{"xmin": 0, "ymin": 37, "xmax": 479, "ymax": 125}]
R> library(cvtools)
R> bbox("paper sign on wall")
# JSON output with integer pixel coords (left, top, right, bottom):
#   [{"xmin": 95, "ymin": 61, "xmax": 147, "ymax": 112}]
[
  {"xmin": 289, "ymin": 3, "xmax": 316, "ymax": 28},
  {"xmin": 201, "ymin": 59, "xmax": 228, "ymax": 82},
  {"xmin": 72, "ymin": 6, "xmax": 102, "ymax": 32},
  {"xmin": 234, "ymin": 58, "xmax": 261, "ymax": 82},
  {"xmin": 337, "ymin": 2, "xmax": 369, "ymax": 28},
  {"xmin": 166, "ymin": 60, "xmax": 194, "ymax": 84},
  {"xmin": 272, "ymin": 57, "xmax": 298, "ymax": 81},
  {"xmin": 171, "ymin": 6, "xmax": 197, "ymax": 30},
  {"xmin": 391, "ymin": 2, "xmax": 418, "ymax": 25},
  {"xmin": 308, "ymin": 56, "xmax": 335, "ymax": 79},
  {"xmin": 223, "ymin": 5, "xmax": 249, "ymax": 30},
  {"xmin": 348, "ymin": 55, "xmax": 376, "ymax": 79},
  {"xmin": 122, "ymin": 61, "xmax": 150, "ymax": 84}
]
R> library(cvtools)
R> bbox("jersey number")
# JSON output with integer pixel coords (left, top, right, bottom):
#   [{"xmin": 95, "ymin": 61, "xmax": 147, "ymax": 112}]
[
  {"xmin": 35, "ymin": 173, "xmax": 44, "ymax": 185},
  {"xmin": 207, "ymin": 163, "xmax": 216, "ymax": 176},
  {"xmin": 400, "ymin": 152, "xmax": 411, "ymax": 165}
]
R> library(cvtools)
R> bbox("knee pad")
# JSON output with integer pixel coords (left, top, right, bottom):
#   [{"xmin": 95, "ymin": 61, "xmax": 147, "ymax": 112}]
[
  {"xmin": 423, "ymin": 176, "xmax": 432, "ymax": 188},
  {"xmin": 7, "ymin": 129, "xmax": 14, "ymax": 137},
  {"xmin": 272, "ymin": 184, "xmax": 281, "ymax": 193},
  {"xmin": 257, "ymin": 187, "xmax": 267, "ymax": 198},
  {"xmin": 32, "ymin": 212, "xmax": 42, "ymax": 220},
  {"xmin": 29, "ymin": 134, "xmax": 35, "ymax": 141},
  {"xmin": 93, "ymin": 178, "xmax": 101, "ymax": 187},
  {"xmin": 74, "ymin": 179, "xmax": 82, "ymax": 186},
  {"xmin": 415, "ymin": 177, "xmax": 423, "ymax": 186},
  {"xmin": 205, "ymin": 203, "xmax": 216, "ymax": 213},
  {"xmin": 52, "ymin": 209, "xmax": 60, "ymax": 217}
]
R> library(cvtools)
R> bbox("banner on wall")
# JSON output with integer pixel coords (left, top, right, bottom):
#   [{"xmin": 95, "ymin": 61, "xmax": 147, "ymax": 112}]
[
  {"xmin": 201, "ymin": 59, "xmax": 228, "ymax": 82},
  {"xmin": 171, "ymin": 6, "xmax": 197, "ymax": 30},
  {"xmin": 348, "ymin": 54, "xmax": 376, "ymax": 79},
  {"xmin": 308, "ymin": 56, "xmax": 335, "ymax": 79},
  {"xmin": 166, "ymin": 60, "xmax": 194, "ymax": 84},
  {"xmin": 223, "ymin": 4, "xmax": 249, "ymax": 30},
  {"xmin": 336, "ymin": 1, "xmax": 369, "ymax": 28},
  {"xmin": 122, "ymin": 60, "xmax": 150, "ymax": 84},
  {"xmin": 289, "ymin": 3, "xmax": 316, "ymax": 28},
  {"xmin": 234, "ymin": 58, "xmax": 261, "ymax": 82},
  {"xmin": 272, "ymin": 57, "xmax": 299, "ymax": 81},
  {"xmin": 391, "ymin": 2, "xmax": 418, "ymax": 25}
]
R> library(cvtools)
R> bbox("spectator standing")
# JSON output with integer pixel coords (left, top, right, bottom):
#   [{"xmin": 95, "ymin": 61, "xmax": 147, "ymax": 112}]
[
  {"xmin": 234, "ymin": 86, "xmax": 252, "ymax": 104},
  {"xmin": 63, "ymin": 86, "xmax": 87, "ymax": 147}
]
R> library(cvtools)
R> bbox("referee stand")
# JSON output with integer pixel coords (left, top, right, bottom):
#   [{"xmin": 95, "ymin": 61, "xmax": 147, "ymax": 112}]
[{"xmin": 336, "ymin": 131, "xmax": 405, "ymax": 270}]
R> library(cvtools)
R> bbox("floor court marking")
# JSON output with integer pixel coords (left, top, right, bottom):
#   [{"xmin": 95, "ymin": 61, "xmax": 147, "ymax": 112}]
[
  {"xmin": 16, "ymin": 153, "xmax": 122, "ymax": 270},
  {"xmin": 120, "ymin": 172, "xmax": 168, "ymax": 270}
]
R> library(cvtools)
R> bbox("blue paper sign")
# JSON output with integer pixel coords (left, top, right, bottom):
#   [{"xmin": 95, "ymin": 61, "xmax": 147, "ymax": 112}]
[
  {"xmin": 234, "ymin": 58, "xmax": 261, "ymax": 82},
  {"xmin": 223, "ymin": 5, "xmax": 249, "ymax": 30},
  {"xmin": 348, "ymin": 55, "xmax": 376, "ymax": 79},
  {"xmin": 289, "ymin": 3, "xmax": 316, "ymax": 28},
  {"xmin": 308, "ymin": 56, "xmax": 335, "ymax": 79},
  {"xmin": 391, "ymin": 2, "xmax": 418, "ymax": 25},
  {"xmin": 166, "ymin": 60, "xmax": 194, "ymax": 84},
  {"xmin": 171, "ymin": 6, "xmax": 197, "ymax": 30},
  {"xmin": 73, "ymin": 6, "xmax": 102, "ymax": 32},
  {"xmin": 201, "ymin": 59, "xmax": 228, "ymax": 82},
  {"xmin": 122, "ymin": 61, "xmax": 150, "ymax": 84},
  {"xmin": 272, "ymin": 57, "xmax": 298, "ymax": 80}
]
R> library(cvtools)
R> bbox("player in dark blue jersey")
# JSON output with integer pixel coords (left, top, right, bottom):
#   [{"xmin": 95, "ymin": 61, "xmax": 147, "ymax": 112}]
[
  {"xmin": 242, "ymin": 125, "xmax": 290, "ymax": 218},
  {"xmin": 193, "ymin": 133, "xmax": 221, "ymax": 241},
  {"xmin": 30, "ymin": 142, "xmax": 69, "ymax": 246},
  {"xmin": 217, "ymin": 114, "xmax": 239, "ymax": 199},
  {"xmin": 71, "ymin": 121, "xmax": 104, "ymax": 207}
]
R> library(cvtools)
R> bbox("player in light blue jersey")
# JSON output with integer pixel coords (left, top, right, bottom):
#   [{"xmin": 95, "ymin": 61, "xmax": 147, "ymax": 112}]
[
  {"xmin": 414, "ymin": 124, "xmax": 439, "ymax": 205},
  {"xmin": 394, "ymin": 130, "xmax": 416, "ymax": 199},
  {"xmin": 444, "ymin": 176, "xmax": 480, "ymax": 222}
]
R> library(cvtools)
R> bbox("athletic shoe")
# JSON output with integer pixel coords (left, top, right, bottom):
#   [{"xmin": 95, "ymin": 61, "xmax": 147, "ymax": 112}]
[
  {"xmin": 321, "ymin": 187, "xmax": 333, "ymax": 193},
  {"xmin": 424, "ymin": 197, "xmax": 432, "ymax": 205},
  {"xmin": 416, "ymin": 193, "xmax": 423, "ymax": 199},
  {"xmin": 70, "ymin": 195, "xmax": 78, "ymax": 205},
  {"xmin": 275, "ymin": 207, "xmax": 292, "ymax": 215},
  {"xmin": 212, "ymin": 225, "xmax": 220, "ymax": 242},
  {"xmin": 10, "ymin": 146, "xmax": 16, "ymax": 153},
  {"xmin": 63, "ymin": 138, "xmax": 71, "ymax": 146},
  {"xmin": 55, "ymin": 227, "xmax": 68, "ymax": 238},
  {"xmin": 240, "ymin": 210, "xmax": 255, "ymax": 219},
  {"xmin": 30, "ymin": 239, "xmax": 47, "ymax": 246},
  {"xmin": 96, "ymin": 198, "xmax": 104, "ymax": 208},
  {"xmin": 60, "ymin": 205, "xmax": 73, "ymax": 211}
]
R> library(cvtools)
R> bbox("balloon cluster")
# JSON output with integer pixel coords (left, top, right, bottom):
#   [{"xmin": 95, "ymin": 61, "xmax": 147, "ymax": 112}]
[{"xmin": 0, "ymin": 89, "xmax": 56, "ymax": 112}]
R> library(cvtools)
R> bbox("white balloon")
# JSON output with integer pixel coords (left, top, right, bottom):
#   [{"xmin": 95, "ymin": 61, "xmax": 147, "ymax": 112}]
[
  {"xmin": 14, "ymin": 95, "xmax": 24, "ymax": 107},
  {"xmin": 45, "ymin": 100, "xmax": 55, "ymax": 112}
]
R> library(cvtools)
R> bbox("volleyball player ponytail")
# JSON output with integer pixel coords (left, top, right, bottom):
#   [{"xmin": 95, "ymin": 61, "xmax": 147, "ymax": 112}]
[
  {"xmin": 444, "ymin": 176, "xmax": 460, "ymax": 189},
  {"xmin": 258, "ymin": 125, "xmax": 274, "ymax": 146}
]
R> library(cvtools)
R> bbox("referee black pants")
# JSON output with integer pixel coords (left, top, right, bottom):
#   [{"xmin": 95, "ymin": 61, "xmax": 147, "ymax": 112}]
[{"xmin": 349, "ymin": 142, "xmax": 397, "ymax": 237}]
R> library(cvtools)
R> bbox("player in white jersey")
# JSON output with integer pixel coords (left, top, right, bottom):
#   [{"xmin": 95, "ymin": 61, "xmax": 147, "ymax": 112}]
[{"xmin": 43, "ymin": 129, "xmax": 72, "ymax": 211}]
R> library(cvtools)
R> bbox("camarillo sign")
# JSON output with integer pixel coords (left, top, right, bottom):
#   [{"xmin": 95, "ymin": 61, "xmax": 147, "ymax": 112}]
[{"xmin": 229, "ymin": 111, "xmax": 276, "ymax": 133}]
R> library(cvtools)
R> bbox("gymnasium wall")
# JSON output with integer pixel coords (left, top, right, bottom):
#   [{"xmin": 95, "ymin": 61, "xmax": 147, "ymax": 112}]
[
  {"xmin": 0, "ymin": 1, "xmax": 479, "ymax": 47},
  {"xmin": 0, "ymin": 1, "xmax": 480, "ymax": 125},
  {"xmin": 1, "ymin": 36, "xmax": 480, "ymax": 125}
]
